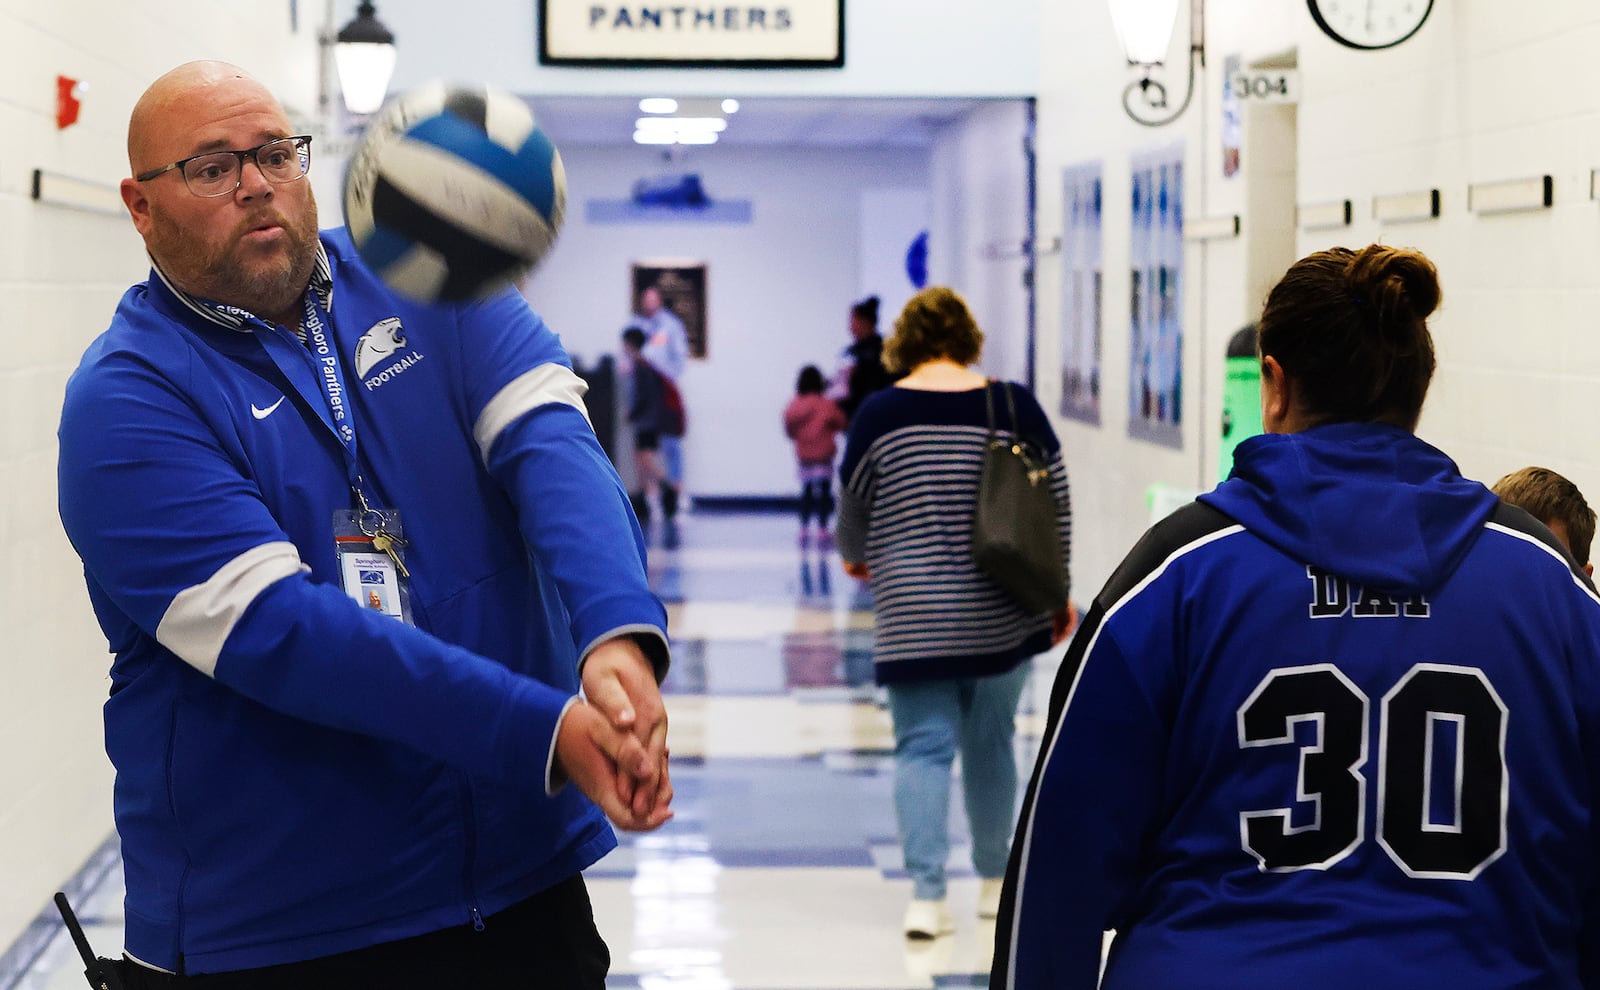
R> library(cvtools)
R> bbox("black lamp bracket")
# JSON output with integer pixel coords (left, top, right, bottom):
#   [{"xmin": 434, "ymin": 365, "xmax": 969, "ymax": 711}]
[{"xmin": 1121, "ymin": 0, "xmax": 1205, "ymax": 128}]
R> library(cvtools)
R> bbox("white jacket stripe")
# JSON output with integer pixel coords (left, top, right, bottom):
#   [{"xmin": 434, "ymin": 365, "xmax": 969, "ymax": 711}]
[
  {"xmin": 474, "ymin": 364, "xmax": 591, "ymax": 463},
  {"xmin": 156, "ymin": 542, "xmax": 309, "ymax": 676}
]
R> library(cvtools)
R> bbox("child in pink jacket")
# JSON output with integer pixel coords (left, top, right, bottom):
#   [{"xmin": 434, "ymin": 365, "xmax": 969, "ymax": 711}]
[{"xmin": 783, "ymin": 365, "xmax": 849, "ymax": 546}]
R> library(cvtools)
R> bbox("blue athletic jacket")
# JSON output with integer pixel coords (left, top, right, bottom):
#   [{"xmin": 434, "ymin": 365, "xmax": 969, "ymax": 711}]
[
  {"xmin": 994, "ymin": 422, "xmax": 1600, "ymax": 989},
  {"xmin": 57, "ymin": 230, "xmax": 667, "ymax": 974}
]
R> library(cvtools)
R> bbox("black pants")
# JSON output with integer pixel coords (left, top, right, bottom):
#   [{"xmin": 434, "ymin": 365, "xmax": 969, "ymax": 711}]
[
  {"xmin": 115, "ymin": 875, "xmax": 608, "ymax": 989},
  {"xmin": 799, "ymin": 477, "xmax": 834, "ymax": 526}
]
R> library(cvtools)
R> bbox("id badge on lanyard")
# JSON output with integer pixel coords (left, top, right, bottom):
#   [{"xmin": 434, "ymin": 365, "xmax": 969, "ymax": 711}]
[
  {"xmin": 334, "ymin": 505, "xmax": 416, "ymax": 624},
  {"xmin": 259, "ymin": 291, "xmax": 418, "ymax": 624}
]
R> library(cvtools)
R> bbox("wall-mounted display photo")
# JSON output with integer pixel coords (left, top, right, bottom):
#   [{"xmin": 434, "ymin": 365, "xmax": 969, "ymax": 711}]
[
  {"xmin": 1128, "ymin": 145, "xmax": 1185, "ymax": 449},
  {"xmin": 1060, "ymin": 162, "xmax": 1104, "ymax": 425},
  {"xmin": 631, "ymin": 261, "xmax": 707, "ymax": 359}
]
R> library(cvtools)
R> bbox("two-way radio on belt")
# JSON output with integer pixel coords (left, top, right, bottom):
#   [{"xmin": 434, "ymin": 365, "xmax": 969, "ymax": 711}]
[{"xmin": 53, "ymin": 892, "xmax": 125, "ymax": 990}]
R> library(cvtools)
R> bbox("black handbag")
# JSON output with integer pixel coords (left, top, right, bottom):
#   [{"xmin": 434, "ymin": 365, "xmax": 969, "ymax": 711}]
[{"xmin": 971, "ymin": 380, "xmax": 1068, "ymax": 615}]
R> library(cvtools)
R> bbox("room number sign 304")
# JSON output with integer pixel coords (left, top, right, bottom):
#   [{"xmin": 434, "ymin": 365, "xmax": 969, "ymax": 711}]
[{"xmin": 1230, "ymin": 71, "xmax": 1300, "ymax": 104}]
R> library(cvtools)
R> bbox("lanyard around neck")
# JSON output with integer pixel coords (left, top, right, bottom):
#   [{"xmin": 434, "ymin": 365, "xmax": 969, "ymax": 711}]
[{"xmin": 254, "ymin": 291, "xmax": 373, "ymax": 513}]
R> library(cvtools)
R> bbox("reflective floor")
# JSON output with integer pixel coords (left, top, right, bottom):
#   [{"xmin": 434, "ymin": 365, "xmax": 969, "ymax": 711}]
[{"xmin": 9, "ymin": 512, "xmax": 1060, "ymax": 989}]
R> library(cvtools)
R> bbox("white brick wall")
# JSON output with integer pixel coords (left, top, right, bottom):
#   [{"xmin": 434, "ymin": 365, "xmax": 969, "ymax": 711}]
[
  {"xmin": 1036, "ymin": 0, "xmax": 1600, "ymax": 597},
  {"xmin": 0, "ymin": 0, "xmax": 318, "ymax": 949}
]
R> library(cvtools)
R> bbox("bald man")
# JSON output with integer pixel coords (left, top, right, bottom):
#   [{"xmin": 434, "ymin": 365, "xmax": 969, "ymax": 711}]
[{"xmin": 58, "ymin": 61, "xmax": 673, "ymax": 987}]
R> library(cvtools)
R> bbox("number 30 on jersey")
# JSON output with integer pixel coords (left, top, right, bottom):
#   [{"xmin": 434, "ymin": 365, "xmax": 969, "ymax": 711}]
[{"xmin": 1237, "ymin": 662, "xmax": 1508, "ymax": 880}]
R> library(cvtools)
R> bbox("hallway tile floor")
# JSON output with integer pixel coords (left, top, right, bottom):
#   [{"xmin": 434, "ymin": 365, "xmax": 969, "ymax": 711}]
[{"xmin": 6, "ymin": 512, "xmax": 1060, "ymax": 989}]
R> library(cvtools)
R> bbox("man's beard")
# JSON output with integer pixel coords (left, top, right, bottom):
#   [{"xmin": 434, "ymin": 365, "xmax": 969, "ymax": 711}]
[{"xmin": 148, "ymin": 198, "xmax": 320, "ymax": 322}]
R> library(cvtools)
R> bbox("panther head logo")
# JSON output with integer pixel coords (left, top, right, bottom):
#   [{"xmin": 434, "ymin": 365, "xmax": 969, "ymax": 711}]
[{"xmin": 354, "ymin": 318, "xmax": 407, "ymax": 378}]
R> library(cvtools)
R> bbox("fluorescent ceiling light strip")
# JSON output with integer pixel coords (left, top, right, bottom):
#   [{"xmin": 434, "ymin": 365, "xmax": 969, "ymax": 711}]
[
  {"xmin": 639, "ymin": 98, "xmax": 678, "ymax": 114},
  {"xmin": 1298, "ymin": 199, "xmax": 1352, "ymax": 231},
  {"xmin": 1468, "ymin": 176, "xmax": 1552, "ymax": 214},
  {"xmin": 1373, "ymin": 189, "xmax": 1440, "ymax": 223},
  {"xmin": 1183, "ymin": 214, "xmax": 1240, "ymax": 241},
  {"xmin": 633, "ymin": 116, "xmax": 726, "ymax": 132},
  {"xmin": 631, "ymin": 131, "xmax": 718, "ymax": 146}
]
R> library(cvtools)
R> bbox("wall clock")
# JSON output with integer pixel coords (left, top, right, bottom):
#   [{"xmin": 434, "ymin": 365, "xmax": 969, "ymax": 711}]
[{"xmin": 1307, "ymin": 0, "xmax": 1434, "ymax": 50}]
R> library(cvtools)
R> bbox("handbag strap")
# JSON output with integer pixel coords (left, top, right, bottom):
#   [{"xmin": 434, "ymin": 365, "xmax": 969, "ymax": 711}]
[
  {"xmin": 984, "ymin": 378, "xmax": 999, "ymax": 442},
  {"xmin": 1002, "ymin": 380, "xmax": 1020, "ymax": 435},
  {"xmin": 984, "ymin": 379, "xmax": 1022, "ymax": 441},
  {"xmin": 986, "ymin": 379, "xmax": 1049, "ymax": 486}
]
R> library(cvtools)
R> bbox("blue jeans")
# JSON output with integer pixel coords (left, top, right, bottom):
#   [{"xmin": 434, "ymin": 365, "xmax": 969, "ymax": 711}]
[{"xmin": 886, "ymin": 662, "xmax": 1031, "ymax": 901}]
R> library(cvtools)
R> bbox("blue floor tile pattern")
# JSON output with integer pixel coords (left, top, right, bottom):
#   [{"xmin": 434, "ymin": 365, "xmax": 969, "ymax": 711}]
[{"xmin": 4, "ymin": 512, "xmax": 1058, "ymax": 989}]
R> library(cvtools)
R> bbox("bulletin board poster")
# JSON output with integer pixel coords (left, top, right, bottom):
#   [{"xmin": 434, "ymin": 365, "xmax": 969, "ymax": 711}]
[
  {"xmin": 1127, "ymin": 144, "xmax": 1184, "ymax": 449},
  {"xmin": 1060, "ymin": 163, "xmax": 1103, "ymax": 425}
]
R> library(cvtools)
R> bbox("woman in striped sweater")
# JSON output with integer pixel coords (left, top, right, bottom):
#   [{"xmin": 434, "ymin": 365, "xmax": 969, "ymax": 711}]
[{"xmin": 837, "ymin": 286, "xmax": 1076, "ymax": 940}]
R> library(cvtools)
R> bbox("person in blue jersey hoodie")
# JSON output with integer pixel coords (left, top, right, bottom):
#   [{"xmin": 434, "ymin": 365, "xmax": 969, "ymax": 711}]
[
  {"xmin": 993, "ymin": 244, "xmax": 1600, "ymax": 989},
  {"xmin": 55, "ymin": 61, "xmax": 673, "ymax": 987}
]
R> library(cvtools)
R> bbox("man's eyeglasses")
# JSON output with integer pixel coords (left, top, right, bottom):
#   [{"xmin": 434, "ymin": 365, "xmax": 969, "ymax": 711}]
[{"xmin": 136, "ymin": 136, "xmax": 313, "ymax": 198}]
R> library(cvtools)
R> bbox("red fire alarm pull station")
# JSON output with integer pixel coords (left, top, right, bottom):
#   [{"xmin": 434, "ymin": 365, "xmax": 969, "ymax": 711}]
[{"xmin": 56, "ymin": 75, "xmax": 82, "ymax": 130}]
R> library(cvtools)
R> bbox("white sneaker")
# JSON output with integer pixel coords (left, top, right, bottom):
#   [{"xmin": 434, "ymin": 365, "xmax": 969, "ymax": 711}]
[
  {"xmin": 903, "ymin": 899, "xmax": 954, "ymax": 940},
  {"xmin": 978, "ymin": 878, "xmax": 1004, "ymax": 919}
]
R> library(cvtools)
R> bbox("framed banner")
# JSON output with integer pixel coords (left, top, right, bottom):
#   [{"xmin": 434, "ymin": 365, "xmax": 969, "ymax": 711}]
[
  {"xmin": 1060, "ymin": 162, "xmax": 1103, "ymax": 425},
  {"xmin": 632, "ymin": 262, "xmax": 707, "ymax": 359},
  {"xmin": 1128, "ymin": 144, "xmax": 1184, "ymax": 448},
  {"xmin": 540, "ymin": 0, "xmax": 845, "ymax": 67}
]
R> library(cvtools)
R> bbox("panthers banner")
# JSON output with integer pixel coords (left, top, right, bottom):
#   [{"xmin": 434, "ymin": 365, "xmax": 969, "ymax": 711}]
[{"xmin": 538, "ymin": 0, "xmax": 844, "ymax": 66}]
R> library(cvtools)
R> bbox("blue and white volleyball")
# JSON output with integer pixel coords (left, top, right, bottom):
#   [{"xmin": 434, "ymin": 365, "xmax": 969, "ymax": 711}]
[{"xmin": 343, "ymin": 81, "xmax": 566, "ymax": 304}]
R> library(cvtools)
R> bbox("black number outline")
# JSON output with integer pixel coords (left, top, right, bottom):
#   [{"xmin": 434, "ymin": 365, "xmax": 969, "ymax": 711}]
[
  {"xmin": 1238, "ymin": 662, "xmax": 1511, "ymax": 879},
  {"xmin": 1236, "ymin": 663, "xmax": 1370, "ymax": 873},
  {"xmin": 1377, "ymin": 664, "xmax": 1509, "ymax": 880}
]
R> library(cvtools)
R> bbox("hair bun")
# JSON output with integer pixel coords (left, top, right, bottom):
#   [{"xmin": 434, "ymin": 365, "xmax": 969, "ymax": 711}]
[
  {"xmin": 1257, "ymin": 242, "xmax": 1438, "ymax": 426},
  {"xmin": 1346, "ymin": 244, "xmax": 1440, "ymax": 328}
]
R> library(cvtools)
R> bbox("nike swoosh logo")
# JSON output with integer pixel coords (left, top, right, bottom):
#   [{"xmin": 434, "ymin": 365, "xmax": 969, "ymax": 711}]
[{"xmin": 251, "ymin": 397, "xmax": 286, "ymax": 420}]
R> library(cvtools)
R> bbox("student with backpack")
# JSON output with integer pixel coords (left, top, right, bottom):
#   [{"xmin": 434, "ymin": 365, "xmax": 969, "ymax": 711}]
[{"xmin": 783, "ymin": 365, "xmax": 848, "ymax": 547}]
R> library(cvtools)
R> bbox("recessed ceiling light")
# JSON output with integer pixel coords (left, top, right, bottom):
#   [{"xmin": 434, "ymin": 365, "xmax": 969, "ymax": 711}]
[
  {"xmin": 721, "ymin": 99, "xmax": 740, "ymax": 114},
  {"xmin": 639, "ymin": 97, "xmax": 678, "ymax": 114},
  {"xmin": 633, "ymin": 130, "xmax": 678, "ymax": 145}
]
